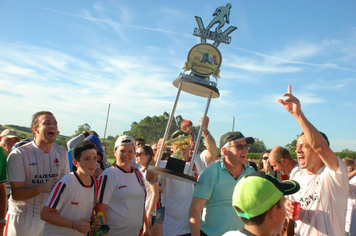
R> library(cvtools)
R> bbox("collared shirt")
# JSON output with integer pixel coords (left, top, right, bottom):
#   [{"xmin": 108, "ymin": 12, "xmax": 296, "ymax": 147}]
[{"xmin": 193, "ymin": 160, "xmax": 255, "ymax": 236}]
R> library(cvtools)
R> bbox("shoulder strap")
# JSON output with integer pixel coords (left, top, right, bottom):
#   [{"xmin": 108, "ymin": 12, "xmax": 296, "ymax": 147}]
[
  {"xmin": 132, "ymin": 167, "xmax": 146, "ymax": 194},
  {"xmin": 92, "ymin": 176, "xmax": 100, "ymax": 202}
]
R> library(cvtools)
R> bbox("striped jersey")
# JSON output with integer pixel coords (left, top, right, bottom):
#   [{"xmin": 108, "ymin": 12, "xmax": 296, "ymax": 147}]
[
  {"xmin": 7, "ymin": 141, "xmax": 69, "ymax": 217},
  {"xmin": 43, "ymin": 172, "xmax": 99, "ymax": 236},
  {"xmin": 289, "ymin": 157, "xmax": 349, "ymax": 236},
  {"xmin": 97, "ymin": 165, "xmax": 146, "ymax": 236}
]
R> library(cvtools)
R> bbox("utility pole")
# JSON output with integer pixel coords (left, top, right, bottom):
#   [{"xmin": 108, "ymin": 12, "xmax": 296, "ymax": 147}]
[
  {"xmin": 102, "ymin": 103, "xmax": 111, "ymax": 150},
  {"xmin": 232, "ymin": 116, "xmax": 235, "ymax": 132}
]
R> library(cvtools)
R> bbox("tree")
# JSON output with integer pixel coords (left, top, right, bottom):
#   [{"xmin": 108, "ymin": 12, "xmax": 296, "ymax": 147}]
[
  {"xmin": 248, "ymin": 138, "xmax": 267, "ymax": 153},
  {"xmin": 123, "ymin": 112, "xmax": 206, "ymax": 153},
  {"xmin": 285, "ymin": 134, "xmax": 299, "ymax": 153},
  {"xmin": 73, "ymin": 123, "xmax": 91, "ymax": 136},
  {"xmin": 335, "ymin": 149, "xmax": 356, "ymax": 159},
  {"xmin": 105, "ymin": 135, "xmax": 120, "ymax": 161}
]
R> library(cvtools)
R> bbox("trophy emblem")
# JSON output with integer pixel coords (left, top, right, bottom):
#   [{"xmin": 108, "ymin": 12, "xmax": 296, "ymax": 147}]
[{"xmin": 148, "ymin": 4, "xmax": 237, "ymax": 183}]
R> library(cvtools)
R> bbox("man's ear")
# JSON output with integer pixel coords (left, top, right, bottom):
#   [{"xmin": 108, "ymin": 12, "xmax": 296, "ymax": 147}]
[
  {"xmin": 32, "ymin": 126, "xmax": 38, "ymax": 135},
  {"xmin": 221, "ymin": 146, "xmax": 228, "ymax": 155},
  {"xmin": 73, "ymin": 159, "xmax": 78, "ymax": 168},
  {"xmin": 267, "ymin": 204, "xmax": 278, "ymax": 221}
]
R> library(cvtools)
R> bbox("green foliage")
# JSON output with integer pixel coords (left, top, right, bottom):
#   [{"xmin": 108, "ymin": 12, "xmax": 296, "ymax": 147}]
[
  {"xmin": 248, "ymin": 138, "xmax": 267, "ymax": 153},
  {"xmin": 73, "ymin": 123, "xmax": 91, "ymax": 136},
  {"xmin": 4, "ymin": 124, "xmax": 32, "ymax": 135},
  {"xmin": 104, "ymin": 135, "xmax": 120, "ymax": 161},
  {"xmin": 1, "ymin": 125, "xmax": 70, "ymax": 150},
  {"xmin": 285, "ymin": 134, "xmax": 356, "ymax": 159},
  {"xmin": 123, "ymin": 112, "xmax": 206, "ymax": 153},
  {"xmin": 247, "ymin": 153, "xmax": 261, "ymax": 159},
  {"xmin": 336, "ymin": 149, "xmax": 356, "ymax": 158},
  {"xmin": 285, "ymin": 134, "xmax": 299, "ymax": 153}
]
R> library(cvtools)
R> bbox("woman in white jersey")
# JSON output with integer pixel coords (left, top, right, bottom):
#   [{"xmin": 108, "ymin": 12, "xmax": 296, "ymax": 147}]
[
  {"xmin": 96, "ymin": 135, "xmax": 149, "ymax": 236},
  {"xmin": 135, "ymin": 146, "xmax": 159, "ymax": 230}
]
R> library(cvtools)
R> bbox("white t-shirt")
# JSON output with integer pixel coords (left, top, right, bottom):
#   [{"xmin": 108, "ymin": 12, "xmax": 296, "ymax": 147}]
[
  {"xmin": 223, "ymin": 228, "xmax": 254, "ymax": 236},
  {"xmin": 159, "ymin": 162, "xmax": 194, "ymax": 236},
  {"xmin": 137, "ymin": 165, "xmax": 156, "ymax": 216},
  {"xmin": 7, "ymin": 141, "xmax": 69, "ymax": 217},
  {"xmin": 346, "ymin": 175, "xmax": 356, "ymax": 234},
  {"xmin": 43, "ymin": 172, "xmax": 98, "ymax": 236},
  {"xmin": 97, "ymin": 165, "xmax": 146, "ymax": 236},
  {"xmin": 289, "ymin": 157, "xmax": 349, "ymax": 236},
  {"xmin": 155, "ymin": 153, "xmax": 210, "ymax": 236}
]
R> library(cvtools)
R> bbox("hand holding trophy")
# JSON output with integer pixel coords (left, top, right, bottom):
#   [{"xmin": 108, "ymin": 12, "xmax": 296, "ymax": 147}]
[{"xmin": 165, "ymin": 132, "xmax": 192, "ymax": 160}]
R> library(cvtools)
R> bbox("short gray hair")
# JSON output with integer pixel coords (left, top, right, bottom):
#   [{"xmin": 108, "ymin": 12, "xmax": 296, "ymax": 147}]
[{"xmin": 221, "ymin": 141, "xmax": 232, "ymax": 157}]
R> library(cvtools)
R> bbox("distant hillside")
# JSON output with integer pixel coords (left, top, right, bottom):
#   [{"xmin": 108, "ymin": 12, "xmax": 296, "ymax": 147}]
[{"xmin": 1, "ymin": 124, "xmax": 71, "ymax": 149}]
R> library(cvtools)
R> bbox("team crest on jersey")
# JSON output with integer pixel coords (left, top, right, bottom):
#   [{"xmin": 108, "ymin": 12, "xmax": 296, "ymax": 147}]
[{"xmin": 53, "ymin": 158, "xmax": 60, "ymax": 167}]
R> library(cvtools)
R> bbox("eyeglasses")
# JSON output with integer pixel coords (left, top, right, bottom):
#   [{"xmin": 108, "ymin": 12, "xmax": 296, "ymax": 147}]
[
  {"xmin": 135, "ymin": 152, "xmax": 147, "ymax": 157},
  {"xmin": 262, "ymin": 156, "xmax": 268, "ymax": 160},
  {"xmin": 231, "ymin": 144, "xmax": 249, "ymax": 151}
]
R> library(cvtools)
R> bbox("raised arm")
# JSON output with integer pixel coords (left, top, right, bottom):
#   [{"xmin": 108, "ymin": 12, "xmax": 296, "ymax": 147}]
[
  {"xmin": 200, "ymin": 116, "xmax": 218, "ymax": 165},
  {"xmin": 277, "ymin": 85, "xmax": 338, "ymax": 171},
  {"xmin": 66, "ymin": 132, "xmax": 86, "ymax": 150}
]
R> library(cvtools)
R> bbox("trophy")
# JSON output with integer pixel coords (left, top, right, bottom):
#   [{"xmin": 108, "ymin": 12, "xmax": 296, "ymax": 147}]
[
  {"xmin": 166, "ymin": 134, "xmax": 192, "ymax": 160},
  {"xmin": 147, "ymin": 4, "xmax": 237, "ymax": 183},
  {"xmin": 92, "ymin": 212, "xmax": 110, "ymax": 235}
]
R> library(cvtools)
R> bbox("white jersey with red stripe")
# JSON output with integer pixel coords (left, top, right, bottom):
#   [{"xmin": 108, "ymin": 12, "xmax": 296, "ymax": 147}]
[
  {"xmin": 289, "ymin": 157, "xmax": 349, "ymax": 236},
  {"xmin": 97, "ymin": 165, "xmax": 146, "ymax": 236},
  {"xmin": 43, "ymin": 172, "xmax": 99, "ymax": 236},
  {"xmin": 137, "ymin": 165, "xmax": 155, "ymax": 216},
  {"xmin": 346, "ymin": 175, "xmax": 356, "ymax": 235},
  {"xmin": 7, "ymin": 141, "xmax": 69, "ymax": 217}
]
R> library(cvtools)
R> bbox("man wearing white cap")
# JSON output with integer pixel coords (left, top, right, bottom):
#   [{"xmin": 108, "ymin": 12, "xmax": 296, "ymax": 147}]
[{"xmin": 0, "ymin": 129, "xmax": 20, "ymax": 156}]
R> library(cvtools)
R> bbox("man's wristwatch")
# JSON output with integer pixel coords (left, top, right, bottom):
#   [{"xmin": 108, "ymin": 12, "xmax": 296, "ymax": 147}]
[{"xmin": 0, "ymin": 219, "xmax": 6, "ymax": 225}]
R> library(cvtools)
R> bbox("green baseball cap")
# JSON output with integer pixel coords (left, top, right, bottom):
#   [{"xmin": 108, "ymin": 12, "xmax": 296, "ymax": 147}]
[{"xmin": 232, "ymin": 171, "xmax": 300, "ymax": 219}]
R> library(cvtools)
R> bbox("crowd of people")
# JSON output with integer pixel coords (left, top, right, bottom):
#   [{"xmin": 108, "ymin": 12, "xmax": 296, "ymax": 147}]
[{"xmin": 0, "ymin": 84, "xmax": 355, "ymax": 236}]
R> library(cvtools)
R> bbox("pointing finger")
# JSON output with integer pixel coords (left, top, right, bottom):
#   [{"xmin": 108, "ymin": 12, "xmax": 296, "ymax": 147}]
[{"xmin": 288, "ymin": 84, "xmax": 292, "ymax": 94}]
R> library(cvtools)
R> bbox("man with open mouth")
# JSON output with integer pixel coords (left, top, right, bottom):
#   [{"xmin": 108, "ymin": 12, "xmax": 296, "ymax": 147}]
[
  {"xmin": 5, "ymin": 111, "xmax": 69, "ymax": 236},
  {"xmin": 277, "ymin": 85, "xmax": 349, "ymax": 236}
]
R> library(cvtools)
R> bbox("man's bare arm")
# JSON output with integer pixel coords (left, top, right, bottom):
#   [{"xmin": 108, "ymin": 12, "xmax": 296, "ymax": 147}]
[
  {"xmin": 189, "ymin": 196, "xmax": 207, "ymax": 236},
  {"xmin": 200, "ymin": 116, "xmax": 218, "ymax": 165},
  {"xmin": 278, "ymin": 85, "xmax": 338, "ymax": 171},
  {"xmin": 10, "ymin": 179, "xmax": 56, "ymax": 201}
]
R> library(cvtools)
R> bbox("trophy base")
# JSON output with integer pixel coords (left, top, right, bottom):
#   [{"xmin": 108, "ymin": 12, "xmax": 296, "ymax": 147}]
[
  {"xmin": 146, "ymin": 166, "xmax": 197, "ymax": 184},
  {"xmin": 173, "ymin": 77, "xmax": 220, "ymax": 98},
  {"xmin": 165, "ymin": 157, "xmax": 185, "ymax": 173}
]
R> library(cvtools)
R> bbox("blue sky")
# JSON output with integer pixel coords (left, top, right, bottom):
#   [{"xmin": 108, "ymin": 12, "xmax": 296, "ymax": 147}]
[{"xmin": 0, "ymin": 0, "xmax": 355, "ymax": 152}]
